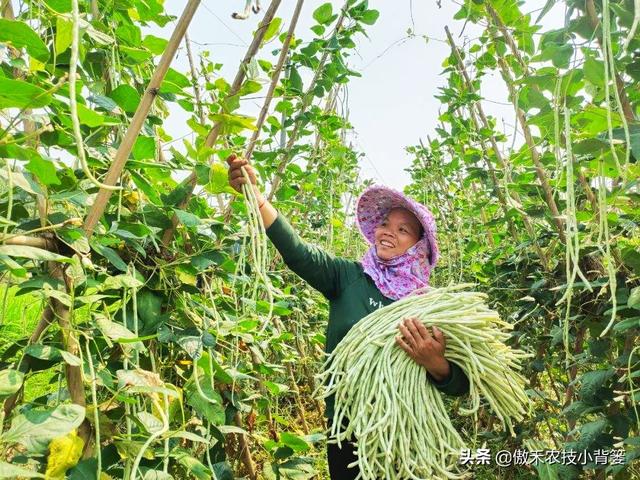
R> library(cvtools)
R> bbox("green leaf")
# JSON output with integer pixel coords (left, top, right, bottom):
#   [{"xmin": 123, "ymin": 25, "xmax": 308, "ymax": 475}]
[
  {"xmin": 174, "ymin": 209, "xmax": 201, "ymax": 227},
  {"xmin": 55, "ymin": 16, "xmax": 73, "ymax": 54},
  {"xmin": 91, "ymin": 242, "xmax": 128, "ymax": 271},
  {"xmin": 0, "ymin": 369, "xmax": 24, "ymax": 398},
  {"xmin": 132, "ymin": 136, "xmax": 156, "ymax": 160},
  {"xmin": 578, "ymin": 369, "xmax": 615, "ymax": 405},
  {"xmin": 185, "ymin": 371, "xmax": 225, "ymax": 425},
  {"xmin": 137, "ymin": 412, "xmax": 164, "ymax": 434},
  {"xmin": 121, "ymin": 46, "xmax": 153, "ymax": 63},
  {"xmin": 2, "ymin": 404, "xmax": 85, "ymax": 453},
  {"xmin": 279, "ymin": 432, "xmax": 310, "ymax": 452},
  {"xmin": 0, "ymin": 19, "xmax": 49, "ymax": 62},
  {"xmin": 95, "ymin": 315, "xmax": 146, "ymax": 354},
  {"xmin": 0, "ymin": 461, "xmax": 45, "ymax": 478},
  {"xmin": 313, "ymin": 3, "xmax": 333, "ymax": 24},
  {"xmin": 584, "ymin": 54, "xmax": 604, "ymax": 87},
  {"xmin": 25, "ymin": 344, "xmax": 82, "ymax": 366},
  {"xmin": 0, "ymin": 244, "xmax": 70, "ymax": 263},
  {"xmin": 263, "ymin": 17, "xmax": 282, "ymax": 44},
  {"xmin": 205, "ymin": 163, "xmax": 236, "ymax": 195},
  {"xmin": 26, "ymin": 154, "xmax": 60, "ymax": 186},
  {"xmin": 174, "ymin": 453, "xmax": 211, "ymax": 480},
  {"xmin": 109, "ymin": 84, "xmax": 141, "ymax": 113},
  {"xmin": 0, "ymin": 78, "xmax": 52, "ymax": 109},
  {"xmin": 360, "ymin": 9, "xmax": 380, "ymax": 25},
  {"xmin": 142, "ymin": 35, "xmax": 169, "ymax": 55},
  {"xmin": 289, "ymin": 67, "xmax": 303, "ymax": 94},
  {"xmin": 136, "ymin": 290, "xmax": 164, "ymax": 334},
  {"xmin": 628, "ymin": 287, "xmax": 640, "ymax": 309},
  {"xmin": 77, "ymin": 103, "xmax": 105, "ymax": 127}
]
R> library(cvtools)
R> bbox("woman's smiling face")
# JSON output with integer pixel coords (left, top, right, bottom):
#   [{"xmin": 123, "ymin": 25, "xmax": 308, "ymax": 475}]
[{"xmin": 374, "ymin": 207, "xmax": 423, "ymax": 260}]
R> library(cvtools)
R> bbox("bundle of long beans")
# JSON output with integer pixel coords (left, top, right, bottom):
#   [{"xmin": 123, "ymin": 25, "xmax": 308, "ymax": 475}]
[{"xmin": 317, "ymin": 284, "xmax": 532, "ymax": 480}]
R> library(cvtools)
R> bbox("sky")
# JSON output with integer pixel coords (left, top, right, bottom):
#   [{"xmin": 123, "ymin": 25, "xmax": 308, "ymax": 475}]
[{"xmin": 151, "ymin": 0, "xmax": 564, "ymax": 191}]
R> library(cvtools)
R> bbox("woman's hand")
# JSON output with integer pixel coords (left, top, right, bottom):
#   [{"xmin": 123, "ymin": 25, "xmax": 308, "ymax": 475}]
[
  {"xmin": 396, "ymin": 318, "xmax": 451, "ymax": 382},
  {"xmin": 226, "ymin": 154, "xmax": 260, "ymax": 195}
]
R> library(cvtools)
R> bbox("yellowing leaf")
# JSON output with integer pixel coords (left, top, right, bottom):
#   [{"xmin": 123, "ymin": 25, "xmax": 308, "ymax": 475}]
[
  {"xmin": 55, "ymin": 17, "xmax": 72, "ymax": 54},
  {"xmin": 45, "ymin": 429, "xmax": 84, "ymax": 480}
]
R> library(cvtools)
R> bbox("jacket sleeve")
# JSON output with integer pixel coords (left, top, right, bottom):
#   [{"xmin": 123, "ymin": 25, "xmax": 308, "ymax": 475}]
[
  {"xmin": 427, "ymin": 360, "xmax": 470, "ymax": 397},
  {"xmin": 265, "ymin": 212, "xmax": 345, "ymax": 299}
]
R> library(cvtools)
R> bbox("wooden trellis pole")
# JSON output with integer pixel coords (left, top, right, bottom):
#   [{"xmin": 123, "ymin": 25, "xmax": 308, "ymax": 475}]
[
  {"xmin": 267, "ymin": 2, "xmax": 349, "ymax": 202},
  {"xmin": 445, "ymin": 26, "xmax": 553, "ymax": 272},
  {"xmin": 485, "ymin": 6, "xmax": 599, "ymax": 216},
  {"xmin": 4, "ymin": 0, "xmax": 203, "ymax": 425},
  {"xmin": 84, "ymin": 0, "xmax": 203, "ymax": 236},
  {"xmin": 493, "ymin": 54, "xmax": 566, "ymax": 244},
  {"xmin": 161, "ymin": 0, "xmax": 283, "ymax": 247}
]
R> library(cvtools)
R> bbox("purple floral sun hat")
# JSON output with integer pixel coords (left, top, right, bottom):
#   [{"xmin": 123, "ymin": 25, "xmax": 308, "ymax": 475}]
[{"xmin": 355, "ymin": 185, "xmax": 439, "ymax": 300}]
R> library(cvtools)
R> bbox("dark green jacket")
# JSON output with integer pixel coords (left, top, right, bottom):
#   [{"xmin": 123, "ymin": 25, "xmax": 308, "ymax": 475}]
[{"xmin": 265, "ymin": 213, "xmax": 469, "ymax": 419}]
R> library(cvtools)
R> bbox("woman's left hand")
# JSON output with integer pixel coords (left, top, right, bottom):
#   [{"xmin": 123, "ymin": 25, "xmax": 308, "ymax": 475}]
[{"xmin": 396, "ymin": 317, "xmax": 451, "ymax": 382}]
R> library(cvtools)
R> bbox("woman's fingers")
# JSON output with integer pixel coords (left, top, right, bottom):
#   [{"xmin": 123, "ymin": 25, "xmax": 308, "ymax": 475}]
[
  {"xmin": 397, "ymin": 321, "xmax": 413, "ymax": 347},
  {"xmin": 395, "ymin": 335, "xmax": 413, "ymax": 355},
  {"xmin": 432, "ymin": 325, "xmax": 445, "ymax": 346}
]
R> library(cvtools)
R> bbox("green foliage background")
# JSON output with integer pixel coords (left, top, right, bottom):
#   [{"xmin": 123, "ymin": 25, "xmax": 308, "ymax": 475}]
[{"xmin": 0, "ymin": 0, "xmax": 638, "ymax": 479}]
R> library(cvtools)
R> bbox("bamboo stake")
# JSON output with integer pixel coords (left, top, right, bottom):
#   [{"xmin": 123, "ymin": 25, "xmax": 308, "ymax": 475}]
[
  {"xmin": 246, "ymin": 0, "xmax": 305, "ymax": 162},
  {"xmin": 83, "ymin": 0, "xmax": 202, "ymax": 236},
  {"xmin": 184, "ymin": 32, "xmax": 225, "ymax": 212},
  {"xmin": 221, "ymin": 0, "xmax": 305, "ymax": 220},
  {"xmin": 267, "ymin": 3, "xmax": 349, "ymax": 202},
  {"xmin": 161, "ymin": 0, "xmax": 283, "ymax": 247},
  {"xmin": 445, "ymin": 26, "xmax": 552, "ymax": 272},
  {"xmin": 485, "ymin": 7, "xmax": 601, "ymax": 217},
  {"xmin": 4, "ymin": 0, "xmax": 202, "ymax": 422},
  {"xmin": 494, "ymin": 54, "xmax": 566, "ymax": 243}
]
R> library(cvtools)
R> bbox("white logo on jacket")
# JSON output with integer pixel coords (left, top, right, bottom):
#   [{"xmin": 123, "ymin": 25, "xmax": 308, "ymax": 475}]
[{"xmin": 369, "ymin": 297, "xmax": 384, "ymax": 309}]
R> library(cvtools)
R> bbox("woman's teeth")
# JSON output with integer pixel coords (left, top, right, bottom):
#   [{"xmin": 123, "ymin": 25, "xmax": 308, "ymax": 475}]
[{"xmin": 380, "ymin": 240, "xmax": 394, "ymax": 248}]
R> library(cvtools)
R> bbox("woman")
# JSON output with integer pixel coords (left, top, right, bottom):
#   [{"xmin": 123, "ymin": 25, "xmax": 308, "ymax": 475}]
[{"xmin": 226, "ymin": 154, "xmax": 469, "ymax": 479}]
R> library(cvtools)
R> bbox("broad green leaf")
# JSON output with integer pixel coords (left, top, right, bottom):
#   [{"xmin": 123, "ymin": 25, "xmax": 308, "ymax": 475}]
[
  {"xmin": 95, "ymin": 316, "xmax": 145, "ymax": 353},
  {"xmin": 132, "ymin": 136, "xmax": 156, "ymax": 160},
  {"xmin": 2, "ymin": 404, "xmax": 85, "ymax": 453},
  {"xmin": 109, "ymin": 84, "xmax": 141, "ymax": 113},
  {"xmin": 360, "ymin": 9, "xmax": 380, "ymax": 25},
  {"xmin": 313, "ymin": 3, "xmax": 333, "ymax": 24},
  {"xmin": 0, "ymin": 245, "xmax": 71, "ymax": 263},
  {"xmin": 0, "ymin": 369, "xmax": 24, "ymax": 398},
  {"xmin": 174, "ymin": 209, "xmax": 201, "ymax": 227},
  {"xmin": 262, "ymin": 17, "xmax": 282, "ymax": 44},
  {"xmin": 174, "ymin": 453, "xmax": 211, "ymax": 480},
  {"xmin": 143, "ymin": 470, "xmax": 173, "ymax": 480},
  {"xmin": 0, "ymin": 19, "xmax": 49, "ymax": 62},
  {"xmin": 0, "ymin": 461, "xmax": 44, "ymax": 478},
  {"xmin": 279, "ymin": 432, "xmax": 310, "ymax": 452},
  {"xmin": 206, "ymin": 163, "xmax": 235, "ymax": 195},
  {"xmin": 121, "ymin": 45, "xmax": 153, "ymax": 63},
  {"xmin": 91, "ymin": 242, "xmax": 128, "ymax": 271},
  {"xmin": 77, "ymin": 103, "xmax": 105, "ymax": 127},
  {"xmin": 137, "ymin": 289, "xmax": 164, "ymax": 334},
  {"xmin": 629, "ymin": 287, "xmax": 640, "ymax": 309},
  {"xmin": 55, "ymin": 16, "xmax": 73, "ymax": 54},
  {"xmin": 142, "ymin": 34, "xmax": 169, "ymax": 55},
  {"xmin": 0, "ymin": 78, "xmax": 52, "ymax": 109},
  {"xmin": 26, "ymin": 154, "xmax": 60, "ymax": 186},
  {"xmin": 185, "ymin": 370, "xmax": 225, "ymax": 425},
  {"xmin": 25, "ymin": 344, "xmax": 82, "ymax": 366}
]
